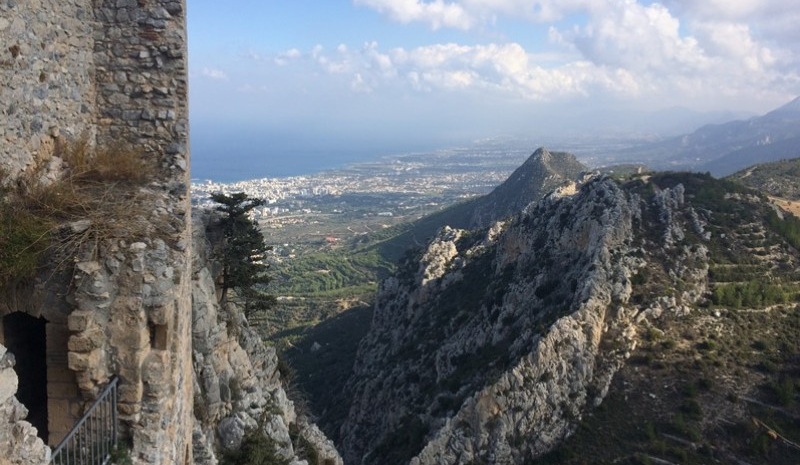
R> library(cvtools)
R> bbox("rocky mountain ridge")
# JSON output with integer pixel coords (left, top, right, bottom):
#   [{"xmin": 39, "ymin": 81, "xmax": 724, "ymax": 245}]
[
  {"xmin": 340, "ymin": 176, "xmax": 649, "ymax": 463},
  {"xmin": 337, "ymin": 168, "xmax": 800, "ymax": 464},
  {"xmin": 466, "ymin": 147, "xmax": 588, "ymax": 229}
]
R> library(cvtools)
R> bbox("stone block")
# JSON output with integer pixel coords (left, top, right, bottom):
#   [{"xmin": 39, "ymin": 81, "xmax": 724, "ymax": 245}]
[
  {"xmin": 67, "ymin": 310, "xmax": 94, "ymax": 332},
  {"xmin": 119, "ymin": 381, "xmax": 144, "ymax": 403},
  {"xmin": 142, "ymin": 350, "xmax": 169, "ymax": 385},
  {"xmin": 67, "ymin": 330, "xmax": 103, "ymax": 352},
  {"xmin": 118, "ymin": 402, "xmax": 141, "ymax": 416},
  {"xmin": 0, "ymin": 367, "xmax": 19, "ymax": 404},
  {"xmin": 75, "ymin": 261, "xmax": 101, "ymax": 274},
  {"xmin": 116, "ymin": 348, "xmax": 147, "ymax": 382},
  {"xmin": 148, "ymin": 303, "xmax": 171, "ymax": 326},
  {"xmin": 67, "ymin": 352, "xmax": 91, "ymax": 371},
  {"xmin": 67, "ymin": 335, "xmax": 87, "ymax": 354},
  {"xmin": 0, "ymin": 349, "xmax": 14, "ymax": 369},
  {"xmin": 74, "ymin": 367, "xmax": 103, "ymax": 391}
]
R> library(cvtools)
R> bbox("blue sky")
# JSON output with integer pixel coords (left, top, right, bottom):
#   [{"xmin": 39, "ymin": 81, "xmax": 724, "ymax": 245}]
[{"xmin": 187, "ymin": 0, "xmax": 800, "ymax": 180}]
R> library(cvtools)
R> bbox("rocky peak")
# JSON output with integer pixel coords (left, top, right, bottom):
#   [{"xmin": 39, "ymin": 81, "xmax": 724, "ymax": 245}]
[{"xmin": 467, "ymin": 147, "xmax": 588, "ymax": 228}]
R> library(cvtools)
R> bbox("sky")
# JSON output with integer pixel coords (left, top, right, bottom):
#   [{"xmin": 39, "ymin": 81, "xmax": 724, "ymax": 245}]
[{"xmin": 187, "ymin": 0, "xmax": 800, "ymax": 180}]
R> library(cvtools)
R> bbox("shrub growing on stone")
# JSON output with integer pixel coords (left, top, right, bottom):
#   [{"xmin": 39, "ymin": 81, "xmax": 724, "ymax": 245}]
[{"xmin": 218, "ymin": 428, "xmax": 289, "ymax": 465}]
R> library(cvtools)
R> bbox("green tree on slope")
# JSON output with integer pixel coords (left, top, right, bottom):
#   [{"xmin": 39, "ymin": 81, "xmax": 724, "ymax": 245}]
[{"xmin": 211, "ymin": 192, "xmax": 276, "ymax": 317}]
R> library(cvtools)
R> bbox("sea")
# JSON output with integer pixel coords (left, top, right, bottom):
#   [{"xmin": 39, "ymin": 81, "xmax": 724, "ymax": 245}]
[{"xmin": 190, "ymin": 126, "xmax": 452, "ymax": 183}]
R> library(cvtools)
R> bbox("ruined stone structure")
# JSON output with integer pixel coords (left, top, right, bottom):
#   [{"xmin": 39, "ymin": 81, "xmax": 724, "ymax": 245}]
[
  {"xmin": 0, "ymin": 1, "xmax": 192, "ymax": 463},
  {"xmin": 1, "ymin": 3, "xmax": 343, "ymax": 464}
]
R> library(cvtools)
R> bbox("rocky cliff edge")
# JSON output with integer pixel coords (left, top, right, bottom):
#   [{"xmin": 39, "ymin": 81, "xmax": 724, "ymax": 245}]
[{"xmin": 191, "ymin": 211, "xmax": 342, "ymax": 465}]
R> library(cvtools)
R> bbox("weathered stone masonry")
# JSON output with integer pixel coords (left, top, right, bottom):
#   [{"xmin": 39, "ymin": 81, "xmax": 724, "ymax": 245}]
[
  {"xmin": 0, "ymin": 0, "xmax": 96, "ymax": 178},
  {"xmin": 93, "ymin": 0, "xmax": 189, "ymax": 169},
  {"xmin": 1, "ymin": 1, "xmax": 191, "ymax": 464}
]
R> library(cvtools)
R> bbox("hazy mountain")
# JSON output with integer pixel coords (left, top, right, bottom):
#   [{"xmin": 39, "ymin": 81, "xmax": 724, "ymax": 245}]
[
  {"xmin": 562, "ymin": 105, "xmax": 754, "ymax": 138},
  {"xmin": 701, "ymin": 135, "xmax": 800, "ymax": 178},
  {"xmin": 613, "ymin": 96, "xmax": 800, "ymax": 175},
  {"xmin": 337, "ymin": 167, "xmax": 800, "ymax": 464}
]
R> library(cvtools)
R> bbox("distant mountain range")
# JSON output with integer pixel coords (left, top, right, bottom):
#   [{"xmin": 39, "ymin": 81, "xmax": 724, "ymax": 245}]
[{"xmin": 611, "ymin": 96, "xmax": 800, "ymax": 177}]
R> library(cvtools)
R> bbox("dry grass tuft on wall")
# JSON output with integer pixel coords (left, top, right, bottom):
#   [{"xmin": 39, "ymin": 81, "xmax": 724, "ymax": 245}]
[{"xmin": 0, "ymin": 134, "xmax": 162, "ymax": 288}]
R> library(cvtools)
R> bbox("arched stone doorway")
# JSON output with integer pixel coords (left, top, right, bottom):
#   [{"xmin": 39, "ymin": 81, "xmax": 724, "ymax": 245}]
[{"xmin": 2, "ymin": 312, "xmax": 49, "ymax": 440}]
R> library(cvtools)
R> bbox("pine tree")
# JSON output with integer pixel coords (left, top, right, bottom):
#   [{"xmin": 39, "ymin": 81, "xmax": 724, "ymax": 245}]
[{"xmin": 210, "ymin": 192, "xmax": 276, "ymax": 317}]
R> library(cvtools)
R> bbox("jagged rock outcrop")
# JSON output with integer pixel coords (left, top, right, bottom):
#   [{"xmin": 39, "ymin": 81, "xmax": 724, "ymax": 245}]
[
  {"xmin": 339, "ymin": 175, "xmax": 710, "ymax": 464},
  {"xmin": 191, "ymin": 212, "xmax": 342, "ymax": 465}
]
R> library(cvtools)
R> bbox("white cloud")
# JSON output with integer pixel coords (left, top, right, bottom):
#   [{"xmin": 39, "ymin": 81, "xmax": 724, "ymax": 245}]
[
  {"xmin": 354, "ymin": 0, "xmax": 800, "ymax": 87},
  {"xmin": 297, "ymin": 41, "xmax": 644, "ymax": 100},
  {"xmin": 272, "ymin": 25, "xmax": 796, "ymax": 111},
  {"xmin": 274, "ymin": 48, "xmax": 302, "ymax": 66},
  {"xmin": 227, "ymin": 1, "xmax": 799, "ymax": 114},
  {"xmin": 353, "ymin": 0, "xmax": 474, "ymax": 29},
  {"xmin": 557, "ymin": 2, "xmax": 708, "ymax": 73},
  {"xmin": 353, "ymin": 0, "xmax": 611, "ymax": 27},
  {"xmin": 693, "ymin": 22, "xmax": 773, "ymax": 71},
  {"xmin": 200, "ymin": 67, "xmax": 229, "ymax": 81}
]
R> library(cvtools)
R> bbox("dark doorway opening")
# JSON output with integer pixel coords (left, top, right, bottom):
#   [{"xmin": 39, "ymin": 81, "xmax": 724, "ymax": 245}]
[{"xmin": 3, "ymin": 312, "xmax": 49, "ymax": 441}]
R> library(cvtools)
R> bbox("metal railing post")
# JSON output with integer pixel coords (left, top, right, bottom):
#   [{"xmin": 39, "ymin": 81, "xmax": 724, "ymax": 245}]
[{"xmin": 50, "ymin": 376, "xmax": 119, "ymax": 465}]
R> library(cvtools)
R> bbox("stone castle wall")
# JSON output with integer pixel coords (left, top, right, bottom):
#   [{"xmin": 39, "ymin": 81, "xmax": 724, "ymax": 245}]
[
  {"xmin": 0, "ymin": 1, "xmax": 192, "ymax": 464},
  {"xmin": 93, "ymin": 0, "xmax": 189, "ymax": 171},
  {"xmin": 0, "ymin": 0, "xmax": 97, "ymax": 178}
]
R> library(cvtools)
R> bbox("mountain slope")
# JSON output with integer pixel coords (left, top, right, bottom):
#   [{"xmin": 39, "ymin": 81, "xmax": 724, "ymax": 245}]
[
  {"xmin": 615, "ymin": 96, "xmax": 800, "ymax": 174},
  {"xmin": 341, "ymin": 176, "xmax": 637, "ymax": 464},
  {"xmin": 339, "ymin": 171, "xmax": 800, "ymax": 464},
  {"xmin": 726, "ymin": 155, "xmax": 800, "ymax": 200}
]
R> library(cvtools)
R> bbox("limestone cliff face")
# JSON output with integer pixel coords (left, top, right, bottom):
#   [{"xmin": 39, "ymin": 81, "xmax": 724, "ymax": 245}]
[
  {"xmin": 190, "ymin": 212, "xmax": 342, "ymax": 465},
  {"xmin": 340, "ymin": 176, "xmax": 709, "ymax": 464}
]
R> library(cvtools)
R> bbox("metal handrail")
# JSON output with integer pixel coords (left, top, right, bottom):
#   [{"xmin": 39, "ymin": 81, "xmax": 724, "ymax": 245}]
[{"xmin": 50, "ymin": 376, "xmax": 119, "ymax": 465}]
